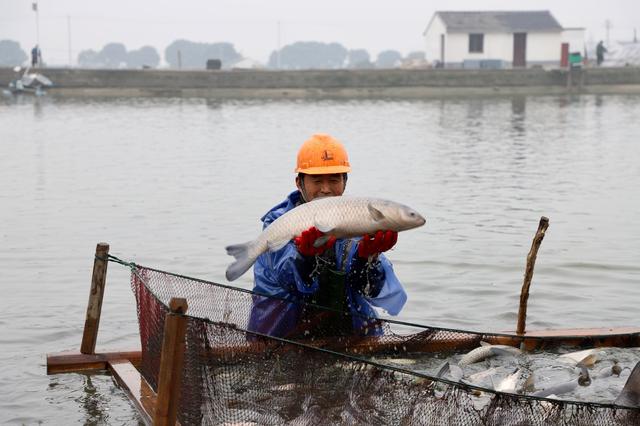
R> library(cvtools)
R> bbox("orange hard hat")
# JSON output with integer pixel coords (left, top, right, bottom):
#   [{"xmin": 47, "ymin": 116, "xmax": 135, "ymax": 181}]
[{"xmin": 295, "ymin": 133, "xmax": 351, "ymax": 174}]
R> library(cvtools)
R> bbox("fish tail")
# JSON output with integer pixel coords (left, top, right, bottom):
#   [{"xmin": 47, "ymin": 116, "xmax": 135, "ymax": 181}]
[{"xmin": 225, "ymin": 241, "xmax": 257, "ymax": 281}]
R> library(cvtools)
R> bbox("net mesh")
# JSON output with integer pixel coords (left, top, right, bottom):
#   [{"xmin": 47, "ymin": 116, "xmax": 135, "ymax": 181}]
[{"xmin": 130, "ymin": 264, "xmax": 640, "ymax": 425}]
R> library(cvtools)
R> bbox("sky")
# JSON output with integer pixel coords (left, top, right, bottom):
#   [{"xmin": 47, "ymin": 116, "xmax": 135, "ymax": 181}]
[{"xmin": 1, "ymin": 0, "xmax": 639, "ymax": 66}]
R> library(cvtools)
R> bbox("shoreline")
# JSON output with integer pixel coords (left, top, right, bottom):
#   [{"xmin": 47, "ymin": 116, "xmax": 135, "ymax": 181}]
[{"xmin": 2, "ymin": 67, "xmax": 640, "ymax": 98}]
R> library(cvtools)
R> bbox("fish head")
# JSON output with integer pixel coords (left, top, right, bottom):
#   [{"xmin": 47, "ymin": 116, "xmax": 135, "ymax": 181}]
[{"xmin": 369, "ymin": 200, "xmax": 426, "ymax": 231}]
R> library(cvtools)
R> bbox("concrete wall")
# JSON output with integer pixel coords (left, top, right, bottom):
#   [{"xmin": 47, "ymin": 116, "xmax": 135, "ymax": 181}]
[{"xmin": 1, "ymin": 67, "xmax": 640, "ymax": 98}]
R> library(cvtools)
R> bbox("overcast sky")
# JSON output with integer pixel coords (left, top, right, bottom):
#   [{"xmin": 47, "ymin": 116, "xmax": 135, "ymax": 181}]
[{"xmin": 2, "ymin": 0, "xmax": 639, "ymax": 65}]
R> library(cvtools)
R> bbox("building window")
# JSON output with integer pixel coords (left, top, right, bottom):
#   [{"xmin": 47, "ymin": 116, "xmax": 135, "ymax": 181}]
[{"xmin": 469, "ymin": 33, "xmax": 484, "ymax": 53}]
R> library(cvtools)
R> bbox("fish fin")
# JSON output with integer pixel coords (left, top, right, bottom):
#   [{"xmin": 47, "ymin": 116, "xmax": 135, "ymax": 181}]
[
  {"xmin": 313, "ymin": 235, "xmax": 331, "ymax": 248},
  {"xmin": 577, "ymin": 354, "xmax": 598, "ymax": 368},
  {"xmin": 489, "ymin": 375, "xmax": 496, "ymax": 391},
  {"xmin": 225, "ymin": 241, "xmax": 257, "ymax": 281},
  {"xmin": 449, "ymin": 364, "xmax": 464, "ymax": 381},
  {"xmin": 435, "ymin": 361, "xmax": 450, "ymax": 378},
  {"xmin": 267, "ymin": 237, "xmax": 290, "ymax": 252},
  {"xmin": 314, "ymin": 219, "xmax": 334, "ymax": 234},
  {"xmin": 367, "ymin": 203, "xmax": 386, "ymax": 222},
  {"xmin": 523, "ymin": 373, "xmax": 536, "ymax": 393},
  {"xmin": 479, "ymin": 341, "xmax": 492, "ymax": 347},
  {"xmin": 615, "ymin": 361, "xmax": 640, "ymax": 407}
]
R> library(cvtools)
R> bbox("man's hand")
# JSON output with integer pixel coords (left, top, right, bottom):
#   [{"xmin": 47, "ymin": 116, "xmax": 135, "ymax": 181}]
[
  {"xmin": 294, "ymin": 226, "xmax": 336, "ymax": 257},
  {"xmin": 358, "ymin": 230, "xmax": 398, "ymax": 258}
]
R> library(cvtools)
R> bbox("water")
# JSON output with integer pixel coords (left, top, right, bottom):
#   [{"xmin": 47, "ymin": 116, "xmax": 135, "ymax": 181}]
[{"xmin": 1, "ymin": 94, "xmax": 639, "ymax": 423}]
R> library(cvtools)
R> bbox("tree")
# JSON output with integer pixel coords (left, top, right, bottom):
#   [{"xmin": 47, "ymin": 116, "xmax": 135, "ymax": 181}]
[
  {"xmin": 406, "ymin": 51, "xmax": 426, "ymax": 61},
  {"xmin": 165, "ymin": 40, "xmax": 242, "ymax": 69},
  {"xmin": 0, "ymin": 40, "xmax": 28, "ymax": 66},
  {"xmin": 347, "ymin": 49, "xmax": 372, "ymax": 69},
  {"xmin": 375, "ymin": 50, "xmax": 403, "ymax": 68},
  {"xmin": 126, "ymin": 46, "xmax": 160, "ymax": 68},
  {"xmin": 77, "ymin": 49, "xmax": 100, "ymax": 67},
  {"xmin": 100, "ymin": 43, "xmax": 128, "ymax": 68},
  {"xmin": 268, "ymin": 41, "xmax": 348, "ymax": 69}
]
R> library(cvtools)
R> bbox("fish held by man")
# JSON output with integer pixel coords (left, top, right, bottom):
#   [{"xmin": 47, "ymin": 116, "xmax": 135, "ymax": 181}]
[{"xmin": 225, "ymin": 196, "xmax": 426, "ymax": 281}]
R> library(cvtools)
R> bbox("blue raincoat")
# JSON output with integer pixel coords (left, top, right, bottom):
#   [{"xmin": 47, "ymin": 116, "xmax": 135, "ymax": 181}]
[{"xmin": 247, "ymin": 191, "xmax": 407, "ymax": 338}]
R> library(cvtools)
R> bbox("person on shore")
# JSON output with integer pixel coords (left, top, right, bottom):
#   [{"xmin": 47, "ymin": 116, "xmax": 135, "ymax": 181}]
[
  {"xmin": 31, "ymin": 45, "xmax": 42, "ymax": 68},
  {"xmin": 247, "ymin": 133, "xmax": 407, "ymax": 338},
  {"xmin": 596, "ymin": 41, "xmax": 607, "ymax": 66}
]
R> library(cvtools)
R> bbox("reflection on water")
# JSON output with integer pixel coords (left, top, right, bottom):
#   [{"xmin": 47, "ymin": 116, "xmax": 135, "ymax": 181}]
[{"xmin": 1, "ymin": 94, "xmax": 639, "ymax": 423}]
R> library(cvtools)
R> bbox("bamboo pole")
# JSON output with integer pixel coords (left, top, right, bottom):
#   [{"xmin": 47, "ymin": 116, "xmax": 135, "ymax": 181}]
[
  {"xmin": 80, "ymin": 242, "xmax": 110, "ymax": 354},
  {"xmin": 516, "ymin": 217, "xmax": 549, "ymax": 335},
  {"xmin": 154, "ymin": 297, "xmax": 188, "ymax": 426}
]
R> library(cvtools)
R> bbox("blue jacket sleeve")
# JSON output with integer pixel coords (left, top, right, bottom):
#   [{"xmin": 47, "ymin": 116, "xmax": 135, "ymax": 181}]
[
  {"xmin": 365, "ymin": 254, "xmax": 407, "ymax": 316},
  {"xmin": 254, "ymin": 242, "xmax": 320, "ymax": 297},
  {"xmin": 341, "ymin": 241, "xmax": 407, "ymax": 317}
]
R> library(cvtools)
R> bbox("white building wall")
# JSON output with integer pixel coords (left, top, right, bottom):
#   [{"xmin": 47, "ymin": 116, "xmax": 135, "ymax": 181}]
[
  {"xmin": 423, "ymin": 12, "xmax": 564, "ymax": 67},
  {"xmin": 527, "ymin": 32, "xmax": 562, "ymax": 63},
  {"xmin": 562, "ymin": 29, "xmax": 586, "ymax": 54},
  {"xmin": 423, "ymin": 15, "xmax": 447, "ymax": 63},
  {"xmin": 445, "ymin": 33, "xmax": 513, "ymax": 63}
]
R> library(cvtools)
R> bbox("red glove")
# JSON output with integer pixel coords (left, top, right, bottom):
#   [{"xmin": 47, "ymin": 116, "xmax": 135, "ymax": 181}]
[
  {"xmin": 358, "ymin": 230, "xmax": 398, "ymax": 258},
  {"xmin": 294, "ymin": 226, "xmax": 336, "ymax": 257}
]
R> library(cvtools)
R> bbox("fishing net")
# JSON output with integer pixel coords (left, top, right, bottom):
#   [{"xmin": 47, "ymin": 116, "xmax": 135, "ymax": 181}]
[{"xmin": 129, "ymin": 264, "xmax": 640, "ymax": 425}]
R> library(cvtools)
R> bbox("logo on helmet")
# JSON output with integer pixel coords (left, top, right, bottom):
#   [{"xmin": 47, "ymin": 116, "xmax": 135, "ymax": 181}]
[{"xmin": 321, "ymin": 150, "xmax": 333, "ymax": 161}]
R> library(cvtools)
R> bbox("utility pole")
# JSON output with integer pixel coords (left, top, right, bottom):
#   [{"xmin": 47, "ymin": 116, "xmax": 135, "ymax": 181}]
[
  {"xmin": 32, "ymin": 1, "xmax": 40, "ymax": 48},
  {"xmin": 634, "ymin": 28, "xmax": 637, "ymax": 44},
  {"xmin": 276, "ymin": 21, "xmax": 281, "ymax": 69},
  {"xmin": 67, "ymin": 16, "xmax": 72, "ymax": 67}
]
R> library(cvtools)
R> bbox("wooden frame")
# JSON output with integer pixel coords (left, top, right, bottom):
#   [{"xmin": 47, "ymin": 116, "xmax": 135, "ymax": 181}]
[
  {"xmin": 46, "ymin": 242, "xmax": 640, "ymax": 425},
  {"xmin": 47, "ymin": 243, "xmax": 187, "ymax": 425}
]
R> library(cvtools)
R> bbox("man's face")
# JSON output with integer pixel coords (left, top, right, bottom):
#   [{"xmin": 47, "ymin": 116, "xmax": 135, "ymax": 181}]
[{"xmin": 296, "ymin": 173, "xmax": 346, "ymax": 202}]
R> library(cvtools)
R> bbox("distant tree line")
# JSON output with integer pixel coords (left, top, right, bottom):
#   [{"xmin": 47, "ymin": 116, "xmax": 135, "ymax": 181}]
[
  {"xmin": 78, "ymin": 43, "xmax": 160, "ymax": 68},
  {"xmin": 0, "ymin": 38, "xmax": 427, "ymax": 70},
  {"xmin": 0, "ymin": 40, "xmax": 28, "ymax": 66}
]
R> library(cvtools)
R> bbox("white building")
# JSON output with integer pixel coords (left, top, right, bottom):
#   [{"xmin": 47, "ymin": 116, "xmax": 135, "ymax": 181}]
[{"xmin": 423, "ymin": 11, "xmax": 583, "ymax": 69}]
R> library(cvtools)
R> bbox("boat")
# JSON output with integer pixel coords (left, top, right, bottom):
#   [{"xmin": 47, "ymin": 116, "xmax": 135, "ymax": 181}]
[{"xmin": 3, "ymin": 66, "xmax": 53, "ymax": 96}]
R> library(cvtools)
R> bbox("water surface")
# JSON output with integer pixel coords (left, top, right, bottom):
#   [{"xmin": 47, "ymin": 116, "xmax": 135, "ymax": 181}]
[{"xmin": 1, "ymin": 94, "xmax": 638, "ymax": 423}]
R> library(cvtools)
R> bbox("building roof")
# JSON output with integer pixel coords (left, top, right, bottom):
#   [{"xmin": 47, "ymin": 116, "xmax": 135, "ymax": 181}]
[{"xmin": 435, "ymin": 11, "xmax": 563, "ymax": 33}]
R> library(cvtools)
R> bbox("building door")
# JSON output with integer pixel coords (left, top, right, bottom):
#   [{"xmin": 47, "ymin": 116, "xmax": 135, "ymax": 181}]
[
  {"xmin": 513, "ymin": 33, "xmax": 527, "ymax": 67},
  {"xmin": 440, "ymin": 34, "xmax": 445, "ymax": 67}
]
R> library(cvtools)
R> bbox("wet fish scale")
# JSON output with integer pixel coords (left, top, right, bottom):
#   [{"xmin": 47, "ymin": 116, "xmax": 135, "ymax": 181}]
[{"xmin": 225, "ymin": 196, "xmax": 426, "ymax": 281}]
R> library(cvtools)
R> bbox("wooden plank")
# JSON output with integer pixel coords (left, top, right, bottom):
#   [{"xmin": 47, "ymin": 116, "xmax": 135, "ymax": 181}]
[
  {"xmin": 108, "ymin": 360, "xmax": 156, "ymax": 426},
  {"xmin": 46, "ymin": 327, "xmax": 639, "ymax": 374},
  {"xmin": 190, "ymin": 327, "xmax": 640, "ymax": 360},
  {"xmin": 47, "ymin": 350, "xmax": 141, "ymax": 374},
  {"xmin": 489, "ymin": 327, "xmax": 640, "ymax": 351},
  {"xmin": 154, "ymin": 298, "xmax": 188, "ymax": 426},
  {"xmin": 81, "ymin": 242, "xmax": 110, "ymax": 354}
]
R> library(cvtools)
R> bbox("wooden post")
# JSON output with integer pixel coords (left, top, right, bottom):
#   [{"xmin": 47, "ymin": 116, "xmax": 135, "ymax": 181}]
[
  {"xmin": 154, "ymin": 298, "xmax": 188, "ymax": 426},
  {"xmin": 80, "ymin": 242, "xmax": 110, "ymax": 354},
  {"xmin": 516, "ymin": 217, "xmax": 549, "ymax": 335}
]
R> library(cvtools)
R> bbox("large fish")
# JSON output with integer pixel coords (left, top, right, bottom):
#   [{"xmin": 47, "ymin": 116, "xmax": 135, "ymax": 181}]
[
  {"xmin": 458, "ymin": 342, "xmax": 522, "ymax": 366},
  {"xmin": 225, "ymin": 196, "xmax": 426, "ymax": 281}
]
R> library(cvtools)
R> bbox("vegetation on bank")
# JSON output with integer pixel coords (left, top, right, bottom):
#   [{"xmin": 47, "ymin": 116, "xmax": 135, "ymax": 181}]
[{"xmin": 0, "ymin": 38, "xmax": 426, "ymax": 70}]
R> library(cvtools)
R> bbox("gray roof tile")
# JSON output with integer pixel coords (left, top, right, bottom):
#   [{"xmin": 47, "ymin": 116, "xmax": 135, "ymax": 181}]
[{"xmin": 437, "ymin": 11, "xmax": 563, "ymax": 33}]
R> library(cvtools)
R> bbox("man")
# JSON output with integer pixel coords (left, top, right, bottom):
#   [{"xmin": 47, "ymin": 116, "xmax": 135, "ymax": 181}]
[
  {"xmin": 31, "ymin": 45, "xmax": 41, "ymax": 68},
  {"xmin": 247, "ymin": 133, "xmax": 407, "ymax": 338},
  {"xmin": 596, "ymin": 41, "xmax": 607, "ymax": 66}
]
